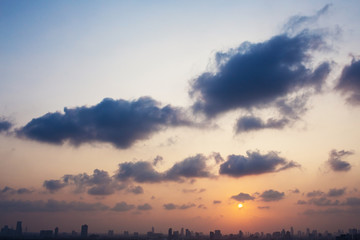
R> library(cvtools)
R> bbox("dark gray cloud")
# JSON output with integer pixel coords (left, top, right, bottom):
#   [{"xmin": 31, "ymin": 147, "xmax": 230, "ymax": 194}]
[
  {"xmin": 190, "ymin": 30, "xmax": 330, "ymax": 119},
  {"xmin": 297, "ymin": 200, "xmax": 307, "ymax": 205},
  {"xmin": 164, "ymin": 154, "xmax": 212, "ymax": 181},
  {"xmin": 327, "ymin": 188, "xmax": 346, "ymax": 197},
  {"xmin": 112, "ymin": 202, "xmax": 135, "ymax": 212},
  {"xmin": 236, "ymin": 116, "xmax": 289, "ymax": 133},
  {"xmin": 17, "ymin": 97, "xmax": 192, "ymax": 149},
  {"xmin": 0, "ymin": 119, "xmax": 12, "ymax": 133},
  {"xmin": 163, "ymin": 203, "xmax": 177, "ymax": 210},
  {"xmin": 137, "ymin": 203, "xmax": 152, "ymax": 211},
  {"xmin": 153, "ymin": 155, "xmax": 163, "ymax": 166},
  {"xmin": 211, "ymin": 152, "xmax": 224, "ymax": 164},
  {"xmin": 336, "ymin": 58, "xmax": 360, "ymax": 105},
  {"xmin": 163, "ymin": 203, "xmax": 196, "ymax": 210},
  {"xmin": 116, "ymin": 154, "xmax": 212, "ymax": 183},
  {"xmin": 0, "ymin": 199, "xmax": 109, "ymax": 212},
  {"xmin": 307, "ymin": 190, "xmax": 324, "ymax": 198},
  {"xmin": 43, "ymin": 180, "xmax": 67, "ymax": 193},
  {"xmin": 290, "ymin": 188, "xmax": 300, "ymax": 194},
  {"xmin": 127, "ymin": 186, "xmax": 144, "ymax": 195},
  {"xmin": 327, "ymin": 149, "xmax": 353, "ymax": 172},
  {"xmin": 343, "ymin": 197, "xmax": 360, "ymax": 206},
  {"xmin": 213, "ymin": 200, "xmax": 221, "ymax": 204},
  {"xmin": 231, "ymin": 192, "xmax": 255, "ymax": 202},
  {"xmin": 259, "ymin": 189, "xmax": 285, "ymax": 202},
  {"xmin": 219, "ymin": 151, "xmax": 300, "ymax": 177},
  {"xmin": 44, "ymin": 169, "xmax": 124, "ymax": 195},
  {"xmin": 308, "ymin": 197, "xmax": 339, "ymax": 206},
  {"xmin": 0, "ymin": 186, "xmax": 33, "ymax": 198}
]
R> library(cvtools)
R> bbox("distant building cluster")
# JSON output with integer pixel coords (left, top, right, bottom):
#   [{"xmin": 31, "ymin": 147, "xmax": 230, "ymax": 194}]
[{"xmin": 1, "ymin": 222, "xmax": 360, "ymax": 240}]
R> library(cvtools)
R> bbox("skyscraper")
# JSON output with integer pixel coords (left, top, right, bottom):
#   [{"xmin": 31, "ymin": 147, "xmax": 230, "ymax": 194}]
[
  {"xmin": 16, "ymin": 221, "xmax": 22, "ymax": 235},
  {"xmin": 81, "ymin": 224, "xmax": 88, "ymax": 238}
]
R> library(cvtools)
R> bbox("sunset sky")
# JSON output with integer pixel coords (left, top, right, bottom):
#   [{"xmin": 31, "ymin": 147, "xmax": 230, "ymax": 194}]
[{"xmin": 1, "ymin": 0, "xmax": 360, "ymax": 235}]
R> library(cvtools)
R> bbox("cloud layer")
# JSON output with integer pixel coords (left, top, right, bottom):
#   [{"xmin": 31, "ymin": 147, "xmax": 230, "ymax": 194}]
[{"xmin": 336, "ymin": 58, "xmax": 360, "ymax": 105}]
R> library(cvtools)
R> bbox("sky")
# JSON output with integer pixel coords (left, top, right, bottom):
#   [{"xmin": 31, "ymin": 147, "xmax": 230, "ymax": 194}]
[{"xmin": 1, "ymin": 0, "xmax": 360, "ymax": 235}]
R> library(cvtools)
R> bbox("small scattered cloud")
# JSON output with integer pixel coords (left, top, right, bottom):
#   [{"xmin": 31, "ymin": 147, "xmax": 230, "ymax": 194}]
[
  {"xmin": 43, "ymin": 180, "xmax": 67, "ymax": 193},
  {"xmin": 163, "ymin": 203, "xmax": 196, "ymax": 210},
  {"xmin": 112, "ymin": 202, "xmax": 135, "ymax": 212},
  {"xmin": 219, "ymin": 151, "xmax": 300, "ymax": 178},
  {"xmin": 342, "ymin": 197, "xmax": 360, "ymax": 206},
  {"xmin": 127, "ymin": 186, "xmax": 144, "ymax": 195},
  {"xmin": 259, "ymin": 190, "xmax": 285, "ymax": 202},
  {"xmin": 327, "ymin": 149, "xmax": 353, "ymax": 172},
  {"xmin": 327, "ymin": 188, "xmax": 346, "ymax": 197},
  {"xmin": 290, "ymin": 188, "xmax": 300, "ymax": 194},
  {"xmin": 231, "ymin": 192, "xmax": 255, "ymax": 202},
  {"xmin": 137, "ymin": 203, "xmax": 152, "ymax": 211},
  {"xmin": 336, "ymin": 58, "xmax": 360, "ymax": 105},
  {"xmin": 153, "ymin": 155, "xmax": 163, "ymax": 166},
  {"xmin": 297, "ymin": 200, "xmax": 307, "ymax": 205},
  {"xmin": 0, "ymin": 119, "xmax": 12, "ymax": 133},
  {"xmin": 307, "ymin": 190, "xmax": 324, "ymax": 198},
  {"xmin": 0, "ymin": 186, "xmax": 33, "ymax": 198},
  {"xmin": 211, "ymin": 152, "xmax": 224, "ymax": 164},
  {"xmin": 213, "ymin": 200, "xmax": 221, "ymax": 204},
  {"xmin": 308, "ymin": 197, "xmax": 339, "ymax": 206},
  {"xmin": 197, "ymin": 204, "xmax": 207, "ymax": 209}
]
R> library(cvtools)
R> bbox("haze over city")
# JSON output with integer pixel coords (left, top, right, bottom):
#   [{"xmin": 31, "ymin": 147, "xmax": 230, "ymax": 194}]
[{"xmin": 0, "ymin": 0, "xmax": 360, "ymax": 236}]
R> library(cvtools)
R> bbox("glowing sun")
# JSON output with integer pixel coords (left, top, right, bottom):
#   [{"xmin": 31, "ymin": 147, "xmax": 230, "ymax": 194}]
[{"xmin": 238, "ymin": 203, "xmax": 244, "ymax": 208}]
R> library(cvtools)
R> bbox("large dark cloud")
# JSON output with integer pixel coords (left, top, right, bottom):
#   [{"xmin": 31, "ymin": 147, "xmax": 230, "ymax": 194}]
[
  {"xmin": 327, "ymin": 149, "xmax": 353, "ymax": 172},
  {"xmin": 17, "ymin": 97, "xmax": 192, "ymax": 149},
  {"xmin": 231, "ymin": 192, "xmax": 255, "ymax": 202},
  {"xmin": 115, "ymin": 154, "xmax": 212, "ymax": 183},
  {"xmin": 259, "ymin": 190, "xmax": 285, "ymax": 202},
  {"xmin": 0, "ymin": 199, "xmax": 109, "ymax": 212},
  {"xmin": 190, "ymin": 31, "xmax": 330, "ymax": 119},
  {"xmin": 0, "ymin": 119, "xmax": 12, "ymax": 133},
  {"xmin": 336, "ymin": 58, "xmax": 360, "ymax": 105},
  {"xmin": 219, "ymin": 151, "xmax": 300, "ymax": 177}
]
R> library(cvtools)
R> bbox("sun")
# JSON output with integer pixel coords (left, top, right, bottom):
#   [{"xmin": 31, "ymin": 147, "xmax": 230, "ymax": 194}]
[{"xmin": 238, "ymin": 203, "xmax": 243, "ymax": 208}]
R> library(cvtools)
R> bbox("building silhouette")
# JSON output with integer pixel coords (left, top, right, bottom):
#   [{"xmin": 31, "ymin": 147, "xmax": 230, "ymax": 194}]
[{"xmin": 81, "ymin": 224, "xmax": 88, "ymax": 238}]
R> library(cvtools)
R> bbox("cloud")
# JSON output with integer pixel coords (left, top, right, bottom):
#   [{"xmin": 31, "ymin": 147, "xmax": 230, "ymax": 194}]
[
  {"xmin": 0, "ymin": 199, "xmax": 109, "ymax": 212},
  {"xmin": 290, "ymin": 188, "xmax": 300, "ymax": 194},
  {"xmin": 116, "ymin": 154, "xmax": 212, "ymax": 183},
  {"xmin": 231, "ymin": 192, "xmax": 255, "ymax": 202},
  {"xmin": 211, "ymin": 152, "xmax": 224, "ymax": 164},
  {"xmin": 182, "ymin": 188, "xmax": 206, "ymax": 194},
  {"xmin": 163, "ymin": 203, "xmax": 196, "ymax": 210},
  {"xmin": 213, "ymin": 200, "xmax": 221, "ymax": 204},
  {"xmin": 0, "ymin": 186, "xmax": 33, "ymax": 198},
  {"xmin": 0, "ymin": 119, "xmax": 12, "ymax": 133},
  {"xmin": 307, "ymin": 190, "xmax": 324, "ymax": 198},
  {"xmin": 236, "ymin": 116, "xmax": 289, "ymax": 133},
  {"xmin": 258, "ymin": 206, "xmax": 270, "ymax": 210},
  {"xmin": 112, "ymin": 202, "xmax": 135, "ymax": 212},
  {"xmin": 153, "ymin": 155, "xmax": 163, "ymax": 166},
  {"xmin": 283, "ymin": 4, "xmax": 332, "ymax": 35},
  {"xmin": 127, "ymin": 186, "xmax": 144, "ymax": 195},
  {"xmin": 342, "ymin": 197, "xmax": 360, "ymax": 206},
  {"xmin": 43, "ymin": 180, "xmax": 67, "ymax": 193},
  {"xmin": 327, "ymin": 149, "xmax": 353, "ymax": 172},
  {"xmin": 297, "ymin": 200, "xmax": 307, "ymax": 205},
  {"xmin": 308, "ymin": 197, "xmax": 339, "ymax": 206},
  {"xmin": 259, "ymin": 190, "xmax": 285, "ymax": 202},
  {"xmin": 17, "ymin": 97, "xmax": 192, "ymax": 149},
  {"xmin": 190, "ymin": 30, "xmax": 330, "ymax": 120},
  {"xmin": 163, "ymin": 203, "xmax": 177, "ymax": 210},
  {"xmin": 336, "ymin": 58, "xmax": 360, "ymax": 105},
  {"xmin": 219, "ymin": 151, "xmax": 300, "ymax": 177},
  {"xmin": 327, "ymin": 188, "xmax": 346, "ymax": 197},
  {"xmin": 137, "ymin": 203, "xmax": 152, "ymax": 211},
  {"xmin": 44, "ymin": 169, "xmax": 124, "ymax": 195}
]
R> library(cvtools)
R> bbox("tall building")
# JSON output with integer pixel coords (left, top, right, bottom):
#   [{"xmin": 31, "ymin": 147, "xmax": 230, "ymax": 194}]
[
  {"xmin": 16, "ymin": 221, "xmax": 22, "ymax": 235},
  {"xmin": 168, "ymin": 228, "xmax": 173, "ymax": 239},
  {"xmin": 81, "ymin": 224, "xmax": 88, "ymax": 238},
  {"xmin": 54, "ymin": 227, "xmax": 59, "ymax": 238}
]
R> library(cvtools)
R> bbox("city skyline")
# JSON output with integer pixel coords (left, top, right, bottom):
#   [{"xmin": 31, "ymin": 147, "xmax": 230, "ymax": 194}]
[{"xmin": 1, "ymin": 0, "xmax": 360, "ymax": 235}]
